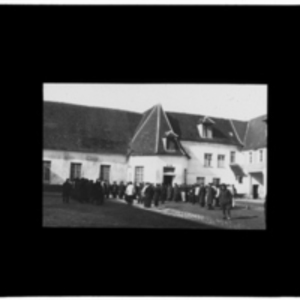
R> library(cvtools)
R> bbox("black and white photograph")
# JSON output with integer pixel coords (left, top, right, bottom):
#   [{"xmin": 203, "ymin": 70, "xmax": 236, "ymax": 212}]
[{"xmin": 43, "ymin": 83, "xmax": 267, "ymax": 229}]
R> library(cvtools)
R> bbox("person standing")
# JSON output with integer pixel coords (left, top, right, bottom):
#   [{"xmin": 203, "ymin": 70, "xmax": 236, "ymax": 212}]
[
  {"xmin": 118, "ymin": 181, "xmax": 125, "ymax": 199},
  {"xmin": 62, "ymin": 178, "xmax": 72, "ymax": 203},
  {"xmin": 199, "ymin": 183, "xmax": 206, "ymax": 207},
  {"xmin": 180, "ymin": 183, "xmax": 186, "ymax": 203},
  {"xmin": 214, "ymin": 184, "xmax": 221, "ymax": 207},
  {"xmin": 161, "ymin": 183, "xmax": 167, "ymax": 205},
  {"xmin": 111, "ymin": 181, "xmax": 118, "ymax": 199},
  {"xmin": 173, "ymin": 183, "xmax": 180, "ymax": 202},
  {"xmin": 144, "ymin": 183, "xmax": 154, "ymax": 208},
  {"xmin": 125, "ymin": 181, "xmax": 135, "ymax": 205},
  {"xmin": 167, "ymin": 184, "xmax": 172, "ymax": 202},
  {"xmin": 206, "ymin": 183, "xmax": 216, "ymax": 210},
  {"xmin": 219, "ymin": 184, "xmax": 233, "ymax": 220},
  {"xmin": 193, "ymin": 183, "xmax": 200, "ymax": 205},
  {"xmin": 153, "ymin": 184, "xmax": 162, "ymax": 207},
  {"xmin": 93, "ymin": 179, "xmax": 104, "ymax": 205},
  {"xmin": 138, "ymin": 182, "xmax": 144, "ymax": 204},
  {"xmin": 104, "ymin": 181, "xmax": 110, "ymax": 199}
]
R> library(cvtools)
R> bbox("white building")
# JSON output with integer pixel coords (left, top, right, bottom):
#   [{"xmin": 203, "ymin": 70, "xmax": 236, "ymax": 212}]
[{"xmin": 43, "ymin": 101, "xmax": 267, "ymax": 200}]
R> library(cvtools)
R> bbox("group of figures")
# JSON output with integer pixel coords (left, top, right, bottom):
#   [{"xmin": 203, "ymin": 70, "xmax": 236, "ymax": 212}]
[
  {"xmin": 62, "ymin": 178, "xmax": 127, "ymax": 205},
  {"xmin": 62, "ymin": 178, "xmax": 236, "ymax": 220},
  {"xmin": 126, "ymin": 182, "xmax": 236, "ymax": 220}
]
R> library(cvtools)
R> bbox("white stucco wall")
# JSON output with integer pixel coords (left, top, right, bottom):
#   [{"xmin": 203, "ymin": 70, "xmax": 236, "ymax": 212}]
[
  {"xmin": 240, "ymin": 147, "xmax": 267, "ymax": 198},
  {"xmin": 181, "ymin": 141, "xmax": 248, "ymax": 192},
  {"xmin": 128, "ymin": 155, "xmax": 188, "ymax": 185},
  {"xmin": 43, "ymin": 149, "xmax": 128, "ymax": 184}
]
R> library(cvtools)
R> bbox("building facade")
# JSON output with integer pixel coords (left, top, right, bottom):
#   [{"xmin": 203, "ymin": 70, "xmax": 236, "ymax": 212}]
[{"xmin": 43, "ymin": 101, "xmax": 267, "ymax": 199}]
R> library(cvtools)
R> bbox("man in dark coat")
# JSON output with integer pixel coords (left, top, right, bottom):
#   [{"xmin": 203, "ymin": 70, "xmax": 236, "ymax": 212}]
[
  {"xmin": 206, "ymin": 183, "xmax": 216, "ymax": 210},
  {"xmin": 138, "ymin": 182, "xmax": 144, "ymax": 204},
  {"xmin": 172, "ymin": 183, "xmax": 180, "ymax": 202},
  {"xmin": 104, "ymin": 181, "xmax": 110, "ymax": 199},
  {"xmin": 167, "ymin": 184, "xmax": 173, "ymax": 201},
  {"xmin": 193, "ymin": 183, "xmax": 201, "ymax": 205},
  {"xmin": 118, "ymin": 181, "xmax": 125, "ymax": 199},
  {"xmin": 144, "ymin": 183, "xmax": 154, "ymax": 208},
  {"xmin": 153, "ymin": 184, "xmax": 162, "ymax": 207},
  {"xmin": 111, "ymin": 181, "xmax": 118, "ymax": 199},
  {"xmin": 62, "ymin": 178, "xmax": 72, "ymax": 203},
  {"xmin": 161, "ymin": 183, "xmax": 167, "ymax": 204},
  {"xmin": 94, "ymin": 179, "xmax": 104, "ymax": 205},
  {"xmin": 199, "ymin": 183, "xmax": 206, "ymax": 207},
  {"xmin": 219, "ymin": 184, "xmax": 233, "ymax": 220}
]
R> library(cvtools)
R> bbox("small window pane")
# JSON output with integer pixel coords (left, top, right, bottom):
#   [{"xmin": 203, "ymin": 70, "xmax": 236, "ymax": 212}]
[{"xmin": 135, "ymin": 166, "xmax": 144, "ymax": 183}]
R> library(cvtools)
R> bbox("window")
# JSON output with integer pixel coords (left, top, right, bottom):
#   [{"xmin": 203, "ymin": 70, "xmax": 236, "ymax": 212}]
[
  {"xmin": 197, "ymin": 177, "xmax": 205, "ymax": 185},
  {"xmin": 100, "ymin": 165, "xmax": 110, "ymax": 181},
  {"xmin": 43, "ymin": 161, "xmax": 51, "ymax": 183},
  {"xmin": 204, "ymin": 153, "xmax": 212, "ymax": 167},
  {"xmin": 230, "ymin": 151, "xmax": 235, "ymax": 164},
  {"xmin": 163, "ymin": 136, "xmax": 178, "ymax": 152},
  {"xmin": 135, "ymin": 166, "xmax": 144, "ymax": 183},
  {"xmin": 70, "ymin": 163, "xmax": 82, "ymax": 180},
  {"xmin": 259, "ymin": 149, "xmax": 263, "ymax": 162},
  {"xmin": 236, "ymin": 175, "xmax": 243, "ymax": 183},
  {"xmin": 249, "ymin": 152, "xmax": 253, "ymax": 164},
  {"xmin": 213, "ymin": 178, "xmax": 221, "ymax": 185},
  {"xmin": 217, "ymin": 155, "xmax": 225, "ymax": 168},
  {"xmin": 203, "ymin": 124, "xmax": 213, "ymax": 138}
]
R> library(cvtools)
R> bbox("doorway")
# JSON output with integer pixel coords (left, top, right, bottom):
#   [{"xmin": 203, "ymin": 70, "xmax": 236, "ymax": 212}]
[
  {"xmin": 253, "ymin": 184, "xmax": 259, "ymax": 199},
  {"xmin": 163, "ymin": 175, "xmax": 174, "ymax": 185}
]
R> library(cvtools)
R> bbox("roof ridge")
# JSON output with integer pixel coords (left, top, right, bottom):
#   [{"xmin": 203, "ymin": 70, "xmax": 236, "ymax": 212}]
[
  {"xmin": 43, "ymin": 100, "xmax": 142, "ymax": 115},
  {"xmin": 229, "ymin": 119, "xmax": 244, "ymax": 146},
  {"xmin": 130, "ymin": 105, "xmax": 157, "ymax": 144}
]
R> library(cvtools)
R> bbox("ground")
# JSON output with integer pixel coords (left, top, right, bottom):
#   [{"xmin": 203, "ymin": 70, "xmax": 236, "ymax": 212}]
[{"xmin": 43, "ymin": 193, "xmax": 265, "ymax": 229}]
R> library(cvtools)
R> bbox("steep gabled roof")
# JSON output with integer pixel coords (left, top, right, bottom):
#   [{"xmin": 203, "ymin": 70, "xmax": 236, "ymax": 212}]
[
  {"xmin": 129, "ymin": 104, "xmax": 187, "ymax": 156},
  {"xmin": 230, "ymin": 119, "xmax": 249, "ymax": 144},
  {"xmin": 243, "ymin": 114, "xmax": 267, "ymax": 150},
  {"xmin": 43, "ymin": 101, "xmax": 141, "ymax": 154},
  {"xmin": 166, "ymin": 111, "xmax": 244, "ymax": 147}
]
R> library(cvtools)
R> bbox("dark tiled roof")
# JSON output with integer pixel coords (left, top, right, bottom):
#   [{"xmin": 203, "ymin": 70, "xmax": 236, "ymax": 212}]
[
  {"xmin": 129, "ymin": 104, "xmax": 186, "ymax": 156},
  {"xmin": 43, "ymin": 101, "xmax": 142, "ymax": 154},
  {"xmin": 166, "ymin": 111, "xmax": 244, "ymax": 147},
  {"xmin": 44, "ymin": 101, "xmax": 265, "ymax": 155},
  {"xmin": 231, "ymin": 119, "xmax": 248, "ymax": 144},
  {"xmin": 243, "ymin": 114, "xmax": 267, "ymax": 150}
]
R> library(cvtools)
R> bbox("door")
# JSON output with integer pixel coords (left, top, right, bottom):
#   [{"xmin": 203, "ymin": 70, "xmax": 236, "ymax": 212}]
[
  {"xmin": 253, "ymin": 184, "xmax": 259, "ymax": 199},
  {"xmin": 163, "ymin": 175, "xmax": 174, "ymax": 185}
]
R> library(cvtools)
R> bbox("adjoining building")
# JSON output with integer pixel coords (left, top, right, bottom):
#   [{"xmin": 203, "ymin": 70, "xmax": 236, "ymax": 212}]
[{"xmin": 43, "ymin": 100, "xmax": 267, "ymax": 199}]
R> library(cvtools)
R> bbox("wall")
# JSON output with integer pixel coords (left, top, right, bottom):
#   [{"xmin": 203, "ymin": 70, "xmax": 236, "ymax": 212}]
[
  {"xmin": 181, "ymin": 141, "xmax": 248, "ymax": 192},
  {"xmin": 128, "ymin": 155, "xmax": 188, "ymax": 185},
  {"xmin": 241, "ymin": 147, "xmax": 267, "ymax": 198},
  {"xmin": 43, "ymin": 149, "xmax": 128, "ymax": 184}
]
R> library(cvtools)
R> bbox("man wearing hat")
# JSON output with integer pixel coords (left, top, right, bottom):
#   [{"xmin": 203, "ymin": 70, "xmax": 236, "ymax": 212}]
[{"xmin": 219, "ymin": 184, "xmax": 233, "ymax": 220}]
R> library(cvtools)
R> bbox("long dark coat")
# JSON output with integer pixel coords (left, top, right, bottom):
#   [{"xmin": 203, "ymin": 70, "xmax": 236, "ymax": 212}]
[
  {"xmin": 172, "ymin": 185, "xmax": 180, "ymax": 202},
  {"xmin": 219, "ymin": 189, "xmax": 233, "ymax": 208},
  {"xmin": 144, "ymin": 185, "xmax": 154, "ymax": 208},
  {"xmin": 199, "ymin": 186, "xmax": 206, "ymax": 206},
  {"xmin": 206, "ymin": 186, "xmax": 216, "ymax": 206},
  {"xmin": 118, "ymin": 183, "xmax": 125, "ymax": 199},
  {"xmin": 94, "ymin": 182, "xmax": 104, "ymax": 205},
  {"xmin": 167, "ymin": 185, "xmax": 173, "ymax": 201},
  {"xmin": 153, "ymin": 185, "xmax": 162, "ymax": 206},
  {"xmin": 161, "ymin": 184, "xmax": 167, "ymax": 202},
  {"xmin": 62, "ymin": 181, "xmax": 72, "ymax": 197}
]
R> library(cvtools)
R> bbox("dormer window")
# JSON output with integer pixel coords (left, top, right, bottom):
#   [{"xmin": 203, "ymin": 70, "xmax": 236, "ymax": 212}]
[
  {"xmin": 203, "ymin": 124, "xmax": 213, "ymax": 138},
  {"xmin": 197, "ymin": 116, "xmax": 214, "ymax": 139},
  {"xmin": 163, "ymin": 131, "xmax": 179, "ymax": 152}
]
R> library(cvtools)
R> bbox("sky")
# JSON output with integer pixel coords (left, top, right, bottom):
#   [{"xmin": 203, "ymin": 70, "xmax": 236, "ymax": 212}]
[{"xmin": 43, "ymin": 83, "xmax": 267, "ymax": 121}]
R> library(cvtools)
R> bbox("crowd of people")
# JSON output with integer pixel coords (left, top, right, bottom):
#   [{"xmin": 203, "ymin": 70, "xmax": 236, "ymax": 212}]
[{"xmin": 62, "ymin": 178, "xmax": 237, "ymax": 220}]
